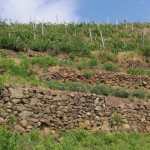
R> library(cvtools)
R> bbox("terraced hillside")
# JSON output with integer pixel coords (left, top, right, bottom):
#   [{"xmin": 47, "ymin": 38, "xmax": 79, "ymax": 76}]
[{"xmin": 0, "ymin": 22, "xmax": 150, "ymax": 150}]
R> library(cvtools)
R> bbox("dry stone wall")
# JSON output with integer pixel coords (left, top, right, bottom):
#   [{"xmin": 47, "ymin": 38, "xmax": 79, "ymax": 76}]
[
  {"xmin": 0, "ymin": 85, "xmax": 150, "ymax": 133},
  {"xmin": 47, "ymin": 68, "xmax": 150, "ymax": 91}
]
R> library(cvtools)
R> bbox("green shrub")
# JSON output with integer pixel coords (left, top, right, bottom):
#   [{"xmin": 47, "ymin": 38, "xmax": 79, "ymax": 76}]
[
  {"xmin": 112, "ymin": 87, "xmax": 129, "ymax": 98},
  {"xmin": 31, "ymin": 56, "xmax": 58, "ymax": 68},
  {"xmin": 90, "ymin": 84, "xmax": 111, "ymax": 96},
  {"xmin": 0, "ymin": 76, "xmax": 4, "ymax": 90},
  {"xmin": 0, "ymin": 50, "xmax": 8, "ymax": 58},
  {"xmin": 87, "ymin": 57, "xmax": 98, "ymax": 68},
  {"xmin": 83, "ymin": 71, "xmax": 93, "ymax": 78},
  {"xmin": 141, "ymin": 45, "xmax": 150, "ymax": 57},
  {"xmin": 45, "ymin": 80, "xmax": 66, "ymax": 91},
  {"xmin": 103, "ymin": 62, "xmax": 118, "ymax": 72},
  {"xmin": 66, "ymin": 81, "xmax": 89, "ymax": 92},
  {"xmin": 127, "ymin": 68, "xmax": 146, "ymax": 75},
  {"xmin": 131, "ymin": 89, "xmax": 146, "ymax": 99},
  {"xmin": 0, "ymin": 126, "xmax": 19, "ymax": 150}
]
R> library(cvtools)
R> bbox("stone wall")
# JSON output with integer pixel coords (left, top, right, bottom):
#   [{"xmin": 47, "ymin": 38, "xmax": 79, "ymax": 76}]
[
  {"xmin": 0, "ymin": 85, "xmax": 150, "ymax": 133},
  {"xmin": 46, "ymin": 68, "xmax": 150, "ymax": 91}
]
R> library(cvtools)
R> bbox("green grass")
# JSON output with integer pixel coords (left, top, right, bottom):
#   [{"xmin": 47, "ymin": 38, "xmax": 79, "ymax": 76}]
[
  {"xmin": 127, "ymin": 68, "xmax": 150, "ymax": 76},
  {"xmin": 0, "ymin": 127, "xmax": 150, "ymax": 150},
  {"xmin": 45, "ymin": 80, "xmax": 150, "ymax": 100}
]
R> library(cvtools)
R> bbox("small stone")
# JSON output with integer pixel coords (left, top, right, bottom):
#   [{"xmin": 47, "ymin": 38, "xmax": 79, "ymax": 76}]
[
  {"xmin": 95, "ymin": 106, "xmax": 101, "ymax": 111},
  {"xmin": 12, "ymin": 99, "xmax": 21, "ymax": 104},
  {"xmin": 95, "ymin": 116, "xmax": 100, "ymax": 121},
  {"xmin": 14, "ymin": 125, "xmax": 25, "ymax": 132},
  {"xmin": 143, "ymin": 82, "xmax": 147, "ymax": 86},
  {"xmin": 123, "ymin": 124, "xmax": 131, "ymax": 132},
  {"xmin": 84, "ymin": 120, "xmax": 90, "ymax": 126},
  {"xmin": 20, "ymin": 120, "xmax": 28, "ymax": 127},
  {"xmin": 0, "ymin": 117, "xmax": 4, "ymax": 124},
  {"xmin": 19, "ymin": 111, "xmax": 33, "ymax": 118},
  {"xmin": 79, "ymin": 122, "xmax": 85, "ymax": 128},
  {"xmin": 146, "ymin": 126, "xmax": 150, "ymax": 132},
  {"xmin": 9, "ymin": 87, "xmax": 23, "ymax": 99},
  {"xmin": 141, "ymin": 118, "xmax": 146, "ymax": 123}
]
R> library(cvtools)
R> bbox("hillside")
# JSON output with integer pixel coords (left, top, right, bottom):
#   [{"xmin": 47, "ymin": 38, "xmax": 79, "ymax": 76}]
[{"xmin": 0, "ymin": 22, "xmax": 150, "ymax": 150}]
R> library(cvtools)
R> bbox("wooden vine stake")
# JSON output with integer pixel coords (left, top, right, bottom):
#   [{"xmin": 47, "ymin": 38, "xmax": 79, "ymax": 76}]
[
  {"xmin": 125, "ymin": 19, "xmax": 128, "ymax": 29},
  {"xmin": 89, "ymin": 27, "xmax": 93, "ymax": 43},
  {"xmin": 131, "ymin": 22, "xmax": 134, "ymax": 35},
  {"xmin": 42, "ymin": 20, "xmax": 44, "ymax": 38},
  {"xmin": 100, "ymin": 30, "xmax": 105, "ymax": 49},
  {"xmin": 56, "ymin": 15, "xmax": 58, "ymax": 24},
  {"xmin": 142, "ymin": 27, "xmax": 146, "ymax": 46},
  {"xmin": 116, "ymin": 19, "xmax": 118, "ymax": 29}
]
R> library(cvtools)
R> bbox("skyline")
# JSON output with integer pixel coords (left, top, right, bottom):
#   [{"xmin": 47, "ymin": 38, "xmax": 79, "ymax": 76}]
[{"xmin": 0, "ymin": 0, "xmax": 150, "ymax": 23}]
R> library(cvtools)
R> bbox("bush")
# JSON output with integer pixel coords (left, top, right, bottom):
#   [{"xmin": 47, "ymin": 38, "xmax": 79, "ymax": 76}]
[
  {"xmin": 141, "ymin": 45, "xmax": 150, "ymax": 57},
  {"xmin": 31, "ymin": 56, "xmax": 58, "ymax": 68},
  {"xmin": 65, "ymin": 81, "xmax": 89, "ymax": 93},
  {"xmin": 131, "ymin": 89, "xmax": 146, "ymax": 99},
  {"xmin": 112, "ymin": 87, "xmax": 129, "ymax": 98},
  {"xmin": 0, "ymin": 126, "xmax": 19, "ymax": 150},
  {"xmin": 45, "ymin": 80, "xmax": 66, "ymax": 91},
  {"xmin": 88, "ymin": 57, "xmax": 98, "ymax": 68},
  {"xmin": 103, "ymin": 62, "xmax": 118, "ymax": 72},
  {"xmin": 83, "ymin": 71, "xmax": 93, "ymax": 78},
  {"xmin": 127, "ymin": 68, "xmax": 145, "ymax": 75},
  {"xmin": 90, "ymin": 84, "xmax": 111, "ymax": 96}
]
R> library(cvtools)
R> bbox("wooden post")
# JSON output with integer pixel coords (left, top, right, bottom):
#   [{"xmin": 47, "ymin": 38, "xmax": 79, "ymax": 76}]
[
  {"xmin": 116, "ymin": 19, "xmax": 118, "ymax": 29},
  {"xmin": 75, "ymin": 28, "xmax": 77, "ymax": 37},
  {"xmin": 131, "ymin": 22, "xmax": 134, "ymax": 35},
  {"xmin": 42, "ymin": 20, "xmax": 44, "ymax": 38},
  {"xmin": 34, "ymin": 33, "xmax": 36, "ymax": 40},
  {"xmin": 142, "ymin": 27, "xmax": 146, "ymax": 46},
  {"xmin": 100, "ymin": 30, "xmax": 105, "ymax": 49},
  {"xmin": 125, "ymin": 19, "xmax": 128, "ymax": 29},
  {"xmin": 89, "ymin": 28, "xmax": 92, "ymax": 43},
  {"xmin": 56, "ymin": 15, "xmax": 58, "ymax": 24}
]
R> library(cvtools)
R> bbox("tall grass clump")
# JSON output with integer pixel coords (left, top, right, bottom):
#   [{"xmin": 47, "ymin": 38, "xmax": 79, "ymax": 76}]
[{"xmin": 112, "ymin": 87, "xmax": 129, "ymax": 98}]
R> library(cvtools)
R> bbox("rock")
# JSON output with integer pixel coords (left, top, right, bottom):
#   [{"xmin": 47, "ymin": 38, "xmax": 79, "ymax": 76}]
[
  {"xmin": 146, "ymin": 126, "xmax": 150, "ymax": 132},
  {"xmin": 19, "ymin": 111, "xmax": 33, "ymax": 118},
  {"xmin": 14, "ymin": 125, "xmax": 25, "ymax": 132},
  {"xmin": 84, "ymin": 120, "xmax": 90, "ymax": 126},
  {"xmin": 0, "ymin": 117, "xmax": 4, "ymax": 124},
  {"xmin": 95, "ymin": 106, "xmax": 101, "ymax": 111},
  {"xmin": 101, "ymin": 121, "xmax": 110, "ymax": 132},
  {"xmin": 20, "ymin": 119, "xmax": 28, "ymax": 127},
  {"xmin": 140, "ymin": 118, "xmax": 146, "ymax": 123},
  {"xmin": 95, "ymin": 116, "xmax": 100, "ymax": 121},
  {"xmin": 79, "ymin": 122, "xmax": 86, "ymax": 128},
  {"xmin": 12, "ymin": 99, "xmax": 21, "ymax": 104},
  {"xmin": 123, "ymin": 124, "xmax": 131, "ymax": 132},
  {"xmin": 9, "ymin": 87, "xmax": 23, "ymax": 99}
]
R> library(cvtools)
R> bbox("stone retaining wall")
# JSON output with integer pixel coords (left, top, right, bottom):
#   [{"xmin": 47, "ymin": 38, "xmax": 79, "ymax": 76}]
[
  {"xmin": 0, "ymin": 85, "xmax": 150, "ymax": 133},
  {"xmin": 47, "ymin": 68, "xmax": 150, "ymax": 91}
]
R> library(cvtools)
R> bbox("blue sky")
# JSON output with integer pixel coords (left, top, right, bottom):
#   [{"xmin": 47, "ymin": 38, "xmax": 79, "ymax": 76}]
[
  {"xmin": 0, "ymin": 0, "xmax": 149, "ymax": 23},
  {"xmin": 79, "ymin": 0, "xmax": 150, "ymax": 23}
]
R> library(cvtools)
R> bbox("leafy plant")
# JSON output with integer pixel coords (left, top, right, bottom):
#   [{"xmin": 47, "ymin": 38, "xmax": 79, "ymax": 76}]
[
  {"xmin": 112, "ymin": 87, "xmax": 129, "ymax": 98},
  {"xmin": 103, "ymin": 62, "xmax": 118, "ymax": 72}
]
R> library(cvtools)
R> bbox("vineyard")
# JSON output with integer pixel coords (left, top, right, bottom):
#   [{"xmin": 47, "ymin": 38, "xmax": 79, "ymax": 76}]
[
  {"xmin": 0, "ymin": 20, "xmax": 150, "ymax": 150},
  {"xmin": 0, "ymin": 20, "xmax": 150, "ymax": 57}
]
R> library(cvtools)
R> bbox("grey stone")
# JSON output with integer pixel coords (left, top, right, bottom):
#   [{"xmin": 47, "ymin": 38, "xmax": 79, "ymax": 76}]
[
  {"xmin": 20, "ymin": 119, "xmax": 28, "ymax": 127},
  {"xmin": 14, "ymin": 125, "xmax": 25, "ymax": 132},
  {"xmin": 0, "ymin": 117, "xmax": 4, "ymax": 124},
  {"xmin": 19, "ymin": 111, "xmax": 33, "ymax": 118},
  {"xmin": 12, "ymin": 99, "xmax": 21, "ymax": 104},
  {"xmin": 9, "ymin": 87, "xmax": 23, "ymax": 99}
]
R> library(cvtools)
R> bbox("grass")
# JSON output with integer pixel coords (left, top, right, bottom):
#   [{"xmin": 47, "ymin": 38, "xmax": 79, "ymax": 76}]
[
  {"xmin": 127, "ymin": 68, "xmax": 150, "ymax": 76},
  {"xmin": 45, "ymin": 80, "xmax": 150, "ymax": 100},
  {"xmin": 0, "ymin": 126, "xmax": 150, "ymax": 150}
]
